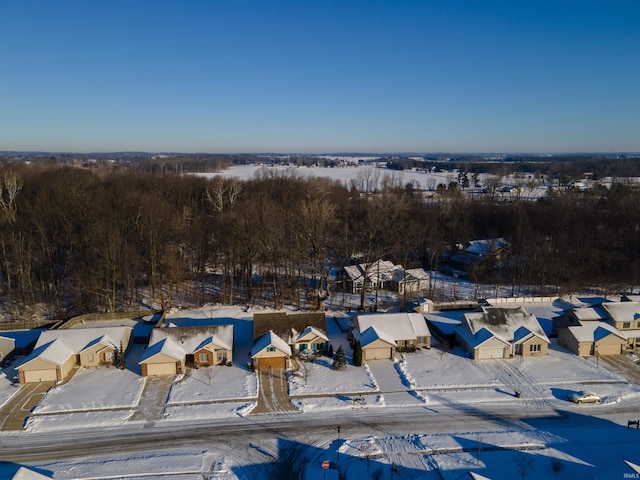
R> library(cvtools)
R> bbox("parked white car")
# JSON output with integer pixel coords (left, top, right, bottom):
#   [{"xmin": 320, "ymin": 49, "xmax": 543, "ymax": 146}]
[{"xmin": 569, "ymin": 391, "xmax": 601, "ymax": 404}]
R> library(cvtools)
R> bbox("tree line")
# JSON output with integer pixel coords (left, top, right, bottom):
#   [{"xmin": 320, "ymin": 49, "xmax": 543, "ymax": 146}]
[{"xmin": 1, "ymin": 161, "xmax": 640, "ymax": 326}]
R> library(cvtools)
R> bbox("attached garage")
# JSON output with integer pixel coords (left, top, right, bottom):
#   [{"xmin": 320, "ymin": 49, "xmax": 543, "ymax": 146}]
[
  {"xmin": 254, "ymin": 356, "xmax": 286, "ymax": 370},
  {"xmin": 22, "ymin": 368, "xmax": 58, "ymax": 383},
  {"xmin": 359, "ymin": 326, "xmax": 397, "ymax": 360},
  {"xmin": 476, "ymin": 346, "xmax": 506, "ymax": 360},
  {"xmin": 251, "ymin": 331, "xmax": 292, "ymax": 371},
  {"xmin": 143, "ymin": 361, "xmax": 179, "ymax": 376},
  {"xmin": 17, "ymin": 340, "xmax": 76, "ymax": 384},
  {"xmin": 471, "ymin": 336, "xmax": 510, "ymax": 361},
  {"xmin": 139, "ymin": 337, "xmax": 186, "ymax": 377},
  {"xmin": 363, "ymin": 347, "xmax": 393, "ymax": 360}
]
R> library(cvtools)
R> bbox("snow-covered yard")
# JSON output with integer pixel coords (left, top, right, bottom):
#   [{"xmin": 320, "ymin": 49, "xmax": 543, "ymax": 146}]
[
  {"xmin": 168, "ymin": 365, "xmax": 258, "ymax": 403},
  {"xmin": 288, "ymin": 356, "xmax": 378, "ymax": 396},
  {"xmin": 33, "ymin": 367, "xmax": 145, "ymax": 413}
]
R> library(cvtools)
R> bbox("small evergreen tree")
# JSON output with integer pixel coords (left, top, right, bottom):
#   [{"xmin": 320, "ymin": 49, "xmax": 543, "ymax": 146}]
[
  {"xmin": 353, "ymin": 340, "xmax": 363, "ymax": 367},
  {"xmin": 333, "ymin": 345, "xmax": 347, "ymax": 370},
  {"xmin": 118, "ymin": 341, "xmax": 126, "ymax": 370}
]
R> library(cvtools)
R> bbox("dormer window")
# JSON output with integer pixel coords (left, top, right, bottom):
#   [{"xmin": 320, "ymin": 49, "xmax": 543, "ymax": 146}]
[{"xmin": 267, "ymin": 346, "xmax": 277, "ymax": 352}]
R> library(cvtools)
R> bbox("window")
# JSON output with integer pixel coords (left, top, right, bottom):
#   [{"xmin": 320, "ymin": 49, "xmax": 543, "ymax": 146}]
[
  {"xmin": 623, "ymin": 322, "xmax": 631, "ymax": 329},
  {"xmin": 217, "ymin": 351, "xmax": 227, "ymax": 362},
  {"xmin": 529, "ymin": 344, "xmax": 541, "ymax": 353},
  {"xmin": 87, "ymin": 353, "xmax": 94, "ymax": 363},
  {"xmin": 105, "ymin": 351, "xmax": 114, "ymax": 361},
  {"xmin": 198, "ymin": 353, "xmax": 209, "ymax": 363},
  {"xmin": 267, "ymin": 346, "xmax": 277, "ymax": 352}
]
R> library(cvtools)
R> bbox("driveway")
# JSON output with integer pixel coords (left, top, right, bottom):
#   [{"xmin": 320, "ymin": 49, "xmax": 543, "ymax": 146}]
[
  {"xmin": 366, "ymin": 359, "xmax": 424, "ymax": 406},
  {"xmin": 129, "ymin": 376, "xmax": 172, "ymax": 424},
  {"xmin": 251, "ymin": 369, "xmax": 297, "ymax": 414},
  {"xmin": 0, "ymin": 382, "xmax": 52, "ymax": 431}
]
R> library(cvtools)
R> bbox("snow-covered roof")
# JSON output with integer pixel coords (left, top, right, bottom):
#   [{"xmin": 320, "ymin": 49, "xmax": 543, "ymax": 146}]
[
  {"xmin": 572, "ymin": 307, "xmax": 608, "ymax": 322},
  {"xmin": 463, "ymin": 238, "xmax": 509, "ymax": 256},
  {"xmin": 343, "ymin": 264, "xmax": 364, "ymax": 282},
  {"xmin": 150, "ymin": 325, "xmax": 233, "ymax": 353},
  {"xmin": 139, "ymin": 337, "xmax": 186, "ymax": 363},
  {"xmin": 11, "ymin": 467, "xmax": 52, "ymax": 480},
  {"xmin": 251, "ymin": 330, "xmax": 292, "ymax": 357},
  {"xmin": 359, "ymin": 326, "xmax": 397, "ymax": 348},
  {"xmin": 35, "ymin": 327, "xmax": 132, "ymax": 353},
  {"xmin": 355, "ymin": 313, "xmax": 430, "ymax": 342},
  {"xmin": 295, "ymin": 326, "xmax": 328, "ymax": 343},
  {"xmin": 18, "ymin": 339, "xmax": 75, "ymax": 367},
  {"xmin": 405, "ymin": 267, "xmax": 430, "ymax": 280},
  {"xmin": 80, "ymin": 335, "xmax": 117, "ymax": 352},
  {"xmin": 602, "ymin": 302, "xmax": 640, "ymax": 323},
  {"xmin": 456, "ymin": 325, "xmax": 510, "ymax": 349},
  {"xmin": 567, "ymin": 321, "xmax": 625, "ymax": 343},
  {"xmin": 344, "ymin": 260, "xmax": 397, "ymax": 283},
  {"xmin": 462, "ymin": 306, "xmax": 548, "ymax": 345},
  {"xmin": 391, "ymin": 267, "xmax": 429, "ymax": 283},
  {"xmin": 621, "ymin": 329, "xmax": 640, "ymax": 340}
]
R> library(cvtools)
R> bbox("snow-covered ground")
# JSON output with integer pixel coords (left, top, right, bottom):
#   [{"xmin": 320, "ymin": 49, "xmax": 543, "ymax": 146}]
[
  {"xmin": 5, "ymin": 301, "xmax": 640, "ymax": 479},
  {"xmin": 195, "ymin": 163, "xmax": 550, "ymax": 198}
]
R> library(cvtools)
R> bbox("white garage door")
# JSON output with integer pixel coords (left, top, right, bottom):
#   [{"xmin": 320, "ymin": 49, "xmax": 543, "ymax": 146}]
[
  {"xmin": 146, "ymin": 362, "xmax": 177, "ymax": 376},
  {"xmin": 365, "ymin": 347, "xmax": 391, "ymax": 360},
  {"xmin": 23, "ymin": 369, "xmax": 57, "ymax": 383},
  {"xmin": 477, "ymin": 347, "xmax": 504, "ymax": 360}
]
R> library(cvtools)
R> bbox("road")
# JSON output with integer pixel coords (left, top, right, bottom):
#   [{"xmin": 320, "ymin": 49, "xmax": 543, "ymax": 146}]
[{"xmin": 0, "ymin": 399, "xmax": 632, "ymax": 464}]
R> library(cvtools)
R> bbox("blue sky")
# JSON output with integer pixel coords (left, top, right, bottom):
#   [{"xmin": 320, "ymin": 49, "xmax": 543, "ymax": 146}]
[{"xmin": 1, "ymin": 1, "xmax": 639, "ymax": 154}]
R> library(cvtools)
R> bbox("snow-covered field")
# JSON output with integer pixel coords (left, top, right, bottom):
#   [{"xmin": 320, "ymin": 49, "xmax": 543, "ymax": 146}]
[
  {"xmin": 196, "ymin": 163, "xmax": 549, "ymax": 198},
  {"xmin": 5, "ymin": 301, "xmax": 640, "ymax": 479}
]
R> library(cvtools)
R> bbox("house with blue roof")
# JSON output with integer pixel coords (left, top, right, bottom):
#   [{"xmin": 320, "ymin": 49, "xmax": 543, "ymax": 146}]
[{"xmin": 456, "ymin": 306, "xmax": 549, "ymax": 360}]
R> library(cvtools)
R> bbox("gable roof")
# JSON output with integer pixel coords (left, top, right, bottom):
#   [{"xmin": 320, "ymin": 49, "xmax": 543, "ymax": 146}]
[
  {"xmin": 344, "ymin": 260, "xmax": 397, "ymax": 283},
  {"xmin": 295, "ymin": 326, "xmax": 329, "ymax": 343},
  {"xmin": 602, "ymin": 302, "xmax": 640, "ymax": 323},
  {"xmin": 462, "ymin": 306, "xmax": 548, "ymax": 345},
  {"xmin": 80, "ymin": 334, "xmax": 117, "ymax": 353},
  {"xmin": 12, "ymin": 467, "xmax": 52, "ymax": 480},
  {"xmin": 463, "ymin": 238, "xmax": 509, "ymax": 256},
  {"xmin": 253, "ymin": 311, "xmax": 326, "ymax": 343},
  {"xmin": 139, "ymin": 337, "xmax": 186, "ymax": 363},
  {"xmin": 149, "ymin": 325, "xmax": 233, "ymax": 353},
  {"xmin": 354, "ymin": 313, "xmax": 430, "ymax": 342},
  {"xmin": 251, "ymin": 330, "xmax": 292, "ymax": 357},
  {"xmin": 567, "ymin": 321, "xmax": 626, "ymax": 343},
  {"xmin": 18, "ymin": 339, "xmax": 75, "ymax": 368},
  {"xmin": 571, "ymin": 307, "xmax": 609, "ymax": 322},
  {"xmin": 34, "ymin": 327, "xmax": 132, "ymax": 353},
  {"xmin": 359, "ymin": 326, "xmax": 397, "ymax": 348}
]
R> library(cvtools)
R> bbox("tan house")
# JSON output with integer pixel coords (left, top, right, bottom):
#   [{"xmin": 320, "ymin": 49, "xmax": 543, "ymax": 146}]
[
  {"xmin": 391, "ymin": 268, "xmax": 430, "ymax": 295},
  {"xmin": 251, "ymin": 330, "xmax": 292, "ymax": 371},
  {"xmin": 292, "ymin": 326, "xmax": 329, "ymax": 355},
  {"xmin": 17, "ymin": 340, "xmax": 76, "ymax": 384},
  {"xmin": 0, "ymin": 335, "xmax": 15, "ymax": 362},
  {"xmin": 77, "ymin": 335, "xmax": 120, "ymax": 366},
  {"xmin": 253, "ymin": 311, "xmax": 328, "ymax": 355},
  {"xmin": 139, "ymin": 337, "xmax": 185, "ymax": 376},
  {"xmin": 602, "ymin": 302, "xmax": 640, "ymax": 349},
  {"xmin": 558, "ymin": 321, "xmax": 626, "ymax": 356},
  {"xmin": 456, "ymin": 306, "xmax": 549, "ymax": 360},
  {"xmin": 352, "ymin": 312, "xmax": 431, "ymax": 360},
  {"xmin": 141, "ymin": 325, "xmax": 234, "ymax": 374},
  {"xmin": 16, "ymin": 326, "xmax": 133, "ymax": 383}
]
